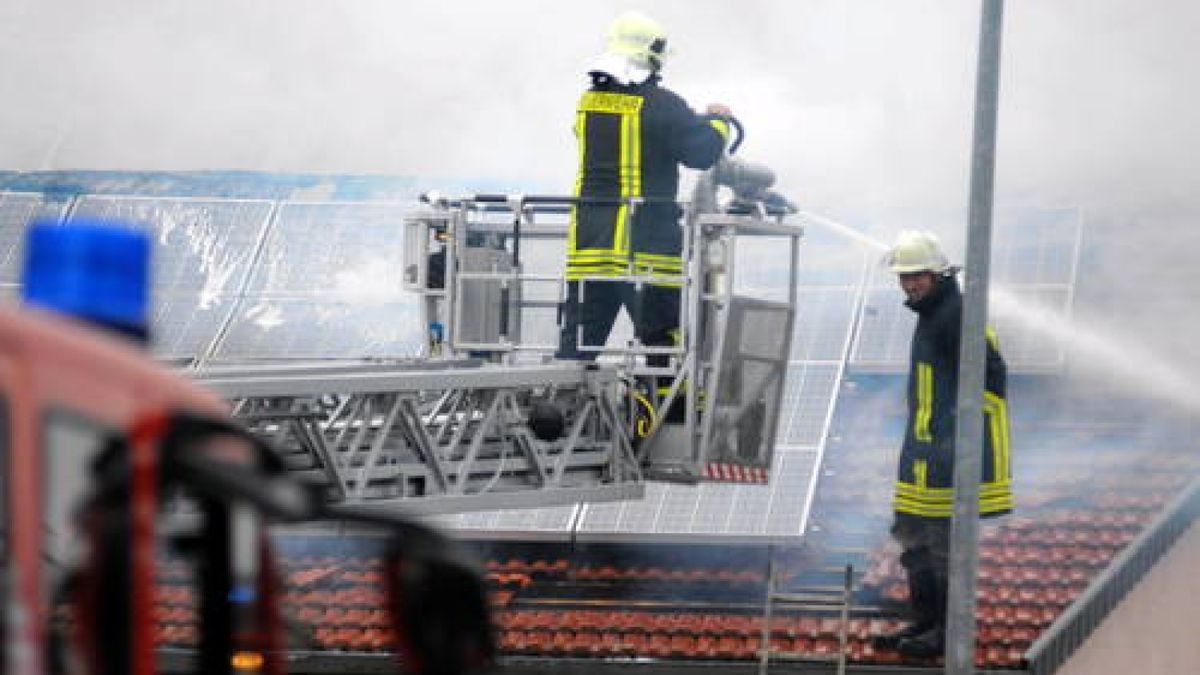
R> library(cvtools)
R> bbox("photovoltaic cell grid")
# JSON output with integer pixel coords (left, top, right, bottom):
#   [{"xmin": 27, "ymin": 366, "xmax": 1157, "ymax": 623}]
[
  {"xmin": 429, "ymin": 504, "xmax": 579, "ymax": 540},
  {"xmin": 458, "ymin": 230, "xmax": 862, "ymax": 541},
  {"xmin": 61, "ymin": 196, "xmax": 275, "ymax": 360},
  {"xmin": 214, "ymin": 298, "xmax": 424, "ymax": 360},
  {"xmin": 573, "ymin": 447, "xmax": 823, "ymax": 542},
  {"xmin": 69, "ymin": 196, "xmax": 273, "ymax": 293},
  {"xmin": 851, "ymin": 209, "xmax": 1080, "ymax": 371},
  {"xmin": 792, "ymin": 286, "xmax": 858, "ymax": 362},
  {"xmin": 851, "ymin": 276, "xmax": 1072, "ymax": 370},
  {"xmin": 867, "ymin": 207, "xmax": 1081, "ymax": 286},
  {"xmin": 850, "ymin": 284, "xmax": 917, "ymax": 368},
  {"xmin": 0, "ymin": 192, "xmax": 70, "ymax": 284},
  {"xmin": 7, "ymin": 195, "xmax": 432, "ymax": 362},
  {"xmin": 244, "ymin": 202, "xmax": 411, "ymax": 295},
  {"xmin": 150, "ymin": 292, "xmax": 238, "ymax": 359},
  {"xmin": 213, "ymin": 202, "xmax": 426, "ymax": 361},
  {"xmin": 775, "ymin": 363, "xmax": 843, "ymax": 446},
  {"xmin": 4, "ymin": 190, "xmax": 854, "ymax": 542},
  {"xmin": 572, "ymin": 362, "xmax": 840, "ymax": 542},
  {"xmin": 0, "ymin": 194, "xmax": 271, "ymax": 358},
  {"xmin": 991, "ymin": 210, "xmax": 1081, "ymax": 285}
]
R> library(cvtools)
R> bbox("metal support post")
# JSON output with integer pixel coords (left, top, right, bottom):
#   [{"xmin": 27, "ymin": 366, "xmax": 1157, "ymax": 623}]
[{"xmin": 947, "ymin": 1, "xmax": 1005, "ymax": 673}]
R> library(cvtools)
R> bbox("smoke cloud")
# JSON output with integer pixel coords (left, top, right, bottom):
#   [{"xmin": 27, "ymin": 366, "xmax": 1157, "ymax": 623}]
[
  {"xmin": 2, "ymin": 0, "xmax": 1197, "ymax": 392},
  {"xmin": 2, "ymin": 2, "xmax": 1194, "ymax": 206}
]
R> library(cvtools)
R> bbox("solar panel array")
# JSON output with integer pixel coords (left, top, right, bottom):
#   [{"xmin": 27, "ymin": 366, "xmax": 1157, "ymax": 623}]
[
  {"xmin": 213, "ymin": 201, "xmax": 424, "ymax": 361},
  {"xmin": 66, "ymin": 195, "xmax": 275, "ymax": 359},
  {"xmin": 851, "ymin": 208, "xmax": 1082, "ymax": 370},
  {"xmin": 0, "ymin": 193, "xmax": 428, "ymax": 362},
  {"xmin": 0, "ymin": 191, "xmax": 1082, "ymax": 543},
  {"xmin": 442, "ymin": 228, "xmax": 871, "ymax": 543}
]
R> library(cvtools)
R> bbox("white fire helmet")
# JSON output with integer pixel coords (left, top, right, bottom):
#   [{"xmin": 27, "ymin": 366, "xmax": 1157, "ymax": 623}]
[
  {"xmin": 605, "ymin": 10, "xmax": 671, "ymax": 72},
  {"xmin": 884, "ymin": 230, "xmax": 954, "ymax": 274}
]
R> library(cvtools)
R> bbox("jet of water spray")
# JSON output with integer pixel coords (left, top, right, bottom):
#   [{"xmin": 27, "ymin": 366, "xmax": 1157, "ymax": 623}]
[
  {"xmin": 801, "ymin": 210, "xmax": 890, "ymax": 251},
  {"xmin": 990, "ymin": 288, "xmax": 1200, "ymax": 414},
  {"xmin": 805, "ymin": 211, "xmax": 1200, "ymax": 414}
]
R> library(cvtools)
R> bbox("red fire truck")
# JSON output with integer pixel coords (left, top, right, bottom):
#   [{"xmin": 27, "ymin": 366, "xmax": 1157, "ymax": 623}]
[{"xmin": 0, "ymin": 305, "xmax": 493, "ymax": 675}]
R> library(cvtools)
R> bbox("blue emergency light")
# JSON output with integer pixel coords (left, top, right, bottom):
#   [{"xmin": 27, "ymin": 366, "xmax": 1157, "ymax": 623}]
[{"xmin": 22, "ymin": 218, "xmax": 151, "ymax": 340}]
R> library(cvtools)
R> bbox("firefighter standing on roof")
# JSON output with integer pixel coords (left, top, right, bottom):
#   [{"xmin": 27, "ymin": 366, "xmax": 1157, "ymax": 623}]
[
  {"xmin": 873, "ymin": 231, "xmax": 1013, "ymax": 658},
  {"xmin": 558, "ymin": 10, "xmax": 732, "ymax": 369}
]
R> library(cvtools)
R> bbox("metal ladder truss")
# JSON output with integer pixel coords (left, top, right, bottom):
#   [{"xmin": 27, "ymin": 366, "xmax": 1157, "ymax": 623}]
[
  {"xmin": 759, "ymin": 554, "xmax": 854, "ymax": 675},
  {"xmin": 194, "ymin": 360, "xmax": 644, "ymax": 515},
  {"xmin": 403, "ymin": 194, "xmax": 804, "ymax": 487}
]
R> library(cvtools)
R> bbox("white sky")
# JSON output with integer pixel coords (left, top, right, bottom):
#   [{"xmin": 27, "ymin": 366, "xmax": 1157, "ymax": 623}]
[
  {"xmin": 2, "ymin": 0, "xmax": 1197, "ymax": 217},
  {"xmin": 2, "ymin": 0, "xmax": 1197, "ymax": 400}
]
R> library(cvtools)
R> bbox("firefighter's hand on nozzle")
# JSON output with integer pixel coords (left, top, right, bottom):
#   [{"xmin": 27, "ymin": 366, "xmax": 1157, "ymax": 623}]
[{"xmin": 706, "ymin": 103, "xmax": 732, "ymax": 117}]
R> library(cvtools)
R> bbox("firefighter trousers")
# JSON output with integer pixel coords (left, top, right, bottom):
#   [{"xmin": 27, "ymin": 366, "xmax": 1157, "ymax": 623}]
[{"xmin": 556, "ymin": 279, "xmax": 678, "ymax": 367}]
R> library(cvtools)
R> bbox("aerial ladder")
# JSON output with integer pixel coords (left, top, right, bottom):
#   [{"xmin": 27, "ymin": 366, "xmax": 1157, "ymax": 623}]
[{"xmin": 193, "ymin": 124, "xmax": 805, "ymax": 515}]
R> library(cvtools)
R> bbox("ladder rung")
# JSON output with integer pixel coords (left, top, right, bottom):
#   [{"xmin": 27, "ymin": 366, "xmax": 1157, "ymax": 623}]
[
  {"xmin": 770, "ymin": 592, "xmax": 844, "ymax": 604},
  {"xmin": 763, "ymin": 650, "xmax": 840, "ymax": 662}
]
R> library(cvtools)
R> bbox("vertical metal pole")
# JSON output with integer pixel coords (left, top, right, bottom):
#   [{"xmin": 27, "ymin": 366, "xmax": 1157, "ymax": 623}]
[{"xmin": 946, "ymin": 1, "xmax": 1005, "ymax": 673}]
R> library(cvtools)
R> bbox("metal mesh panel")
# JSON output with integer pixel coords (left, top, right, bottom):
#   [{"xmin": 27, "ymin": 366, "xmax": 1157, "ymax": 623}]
[{"xmin": 708, "ymin": 299, "xmax": 791, "ymax": 466}]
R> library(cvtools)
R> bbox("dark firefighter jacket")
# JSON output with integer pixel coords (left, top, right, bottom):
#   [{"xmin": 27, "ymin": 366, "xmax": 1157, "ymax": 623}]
[
  {"xmin": 567, "ymin": 74, "xmax": 729, "ymax": 287},
  {"xmin": 894, "ymin": 275, "xmax": 1014, "ymax": 519}
]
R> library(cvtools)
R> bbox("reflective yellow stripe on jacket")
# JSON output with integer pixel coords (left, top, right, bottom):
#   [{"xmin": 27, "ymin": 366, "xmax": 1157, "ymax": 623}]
[
  {"xmin": 568, "ymin": 91, "xmax": 644, "ymax": 281},
  {"xmin": 914, "ymin": 362, "xmax": 933, "ymax": 442}
]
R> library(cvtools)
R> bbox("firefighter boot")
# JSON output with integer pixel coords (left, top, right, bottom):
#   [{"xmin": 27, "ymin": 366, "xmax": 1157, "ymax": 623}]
[
  {"xmin": 872, "ymin": 567, "xmax": 934, "ymax": 650},
  {"xmin": 898, "ymin": 625, "xmax": 944, "ymax": 658},
  {"xmin": 898, "ymin": 569, "xmax": 946, "ymax": 658},
  {"xmin": 872, "ymin": 622, "xmax": 927, "ymax": 651}
]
